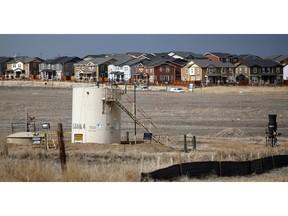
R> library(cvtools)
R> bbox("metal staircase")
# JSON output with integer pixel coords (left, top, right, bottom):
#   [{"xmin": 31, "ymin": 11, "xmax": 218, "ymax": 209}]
[{"xmin": 102, "ymin": 86, "xmax": 169, "ymax": 145}]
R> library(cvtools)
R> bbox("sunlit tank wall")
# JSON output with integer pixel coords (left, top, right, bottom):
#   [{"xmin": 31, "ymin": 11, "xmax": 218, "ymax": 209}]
[{"xmin": 71, "ymin": 86, "xmax": 121, "ymax": 144}]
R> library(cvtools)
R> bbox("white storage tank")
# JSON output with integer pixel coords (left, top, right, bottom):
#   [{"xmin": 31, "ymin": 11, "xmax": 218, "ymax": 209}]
[{"xmin": 72, "ymin": 86, "xmax": 121, "ymax": 144}]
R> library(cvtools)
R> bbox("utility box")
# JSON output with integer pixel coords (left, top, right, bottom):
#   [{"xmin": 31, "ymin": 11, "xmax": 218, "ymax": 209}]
[{"xmin": 71, "ymin": 86, "xmax": 122, "ymax": 144}]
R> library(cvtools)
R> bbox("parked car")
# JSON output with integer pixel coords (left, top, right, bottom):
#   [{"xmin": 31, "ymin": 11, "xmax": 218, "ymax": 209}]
[
  {"xmin": 170, "ymin": 87, "xmax": 185, "ymax": 93},
  {"xmin": 141, "ymin": 86, "xmax": 150, "ymax": 91}
]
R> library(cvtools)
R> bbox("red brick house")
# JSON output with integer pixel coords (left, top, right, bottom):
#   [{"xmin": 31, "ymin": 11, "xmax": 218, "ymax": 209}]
[{"xmin": 134, "ymin": 56, "xmax": 183, "ymax": 85}]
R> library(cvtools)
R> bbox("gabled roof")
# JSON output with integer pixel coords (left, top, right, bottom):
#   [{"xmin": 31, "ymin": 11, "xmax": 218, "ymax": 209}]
[
  {"xmin": 54, "ymin": 56, "xmax": 82, "ymax": 64},
  {"xmin": 82, "ymin": 54, "xmax": 108, "ymax": 60},
  {"xmin": 190, "ymin": 59, "xmax": 235, "ymax": 68},
  {"xmin": 239, "ymin": 59, "xmax": 282, "ymax": 67},
  {"xmin": 266, "ymin": 55, "xmax": 288, "ymax": 63},
  {"xmin": 204, "ymin": 52, "xmax": 234, "ymax": 58},
  {"xmin": 75, "ymin": 57, "xmax": 116, "ymax": 66},
  {"xmin": 0, "ymin": 57, "xmax": 13, "ymax": 64},
  {"xmin": 8, "ymin": 57, "xmax": 44, "ymax": 64},
  {"xmin": 237, "ymin": 54, "xmax": 262, "ymax": 60},
  {"xmin": 168, "ymin": 51, "xmax": 206, "ymax": 59},
  {"xmin": 45, "ymin": 56, "xmax": 68, "ymax": 64},
  {"xmin": 106, "ymin": 53, "xmax": 134, "ymax": 66}
]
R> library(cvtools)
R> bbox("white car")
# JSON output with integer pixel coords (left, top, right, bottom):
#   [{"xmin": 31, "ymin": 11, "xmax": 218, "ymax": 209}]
[
  {"xmin": 141, "ymin": 86, "xmax": 150, "ymax": 91},
  {"xmin": 170, "ymin": 87, "xmax": 185, "ymax": 93}
]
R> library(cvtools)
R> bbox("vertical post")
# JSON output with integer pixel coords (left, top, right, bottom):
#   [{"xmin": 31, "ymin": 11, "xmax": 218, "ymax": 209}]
[
  {"xmin": 134, "ymin": 82, "xmax": 137, "ymax": 144},
  {"xmin": 126, "ymin": 131, "xmax": 129, "ymax": 143},
  {"xmin": 57, "ymin": 123, "xmax": 66, "ymax": 172},
  {"xmin": 192, "ymin": 136, "xmax": 196, "ymax": 150},
  {"xmin": 184, "ymin": 134, "xmax": 188, "ymax": 153}
]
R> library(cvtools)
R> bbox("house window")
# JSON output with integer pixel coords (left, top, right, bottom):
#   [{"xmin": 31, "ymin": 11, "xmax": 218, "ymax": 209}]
[
  {"xmin": 17, "ymin": 64, "xmax": 21, "ymax": 69},
  {"xmin": 239, "ymin": 67, "xmax": 242, "ymax": 72},
  {"xmin": 56, "ymin": 64, "xmax": 60, "ymax": 70},
  {"xmin": 190, "ymin": 68, "xmax": 195, "ymax": 75},
  {"xmin": 124, "ymin": 67, "xmax": 128, "ymax": 72},
  {"xmin": 221, "ymin": 68, "xmax": 226, "ymax": 74},
  {"xmin": 160, "ymin": 75, "xmax": 164, "ymax": 81},
  {"xmin": 262, "ymin": 68, "xmax": 265, "ymax": 73},
  {"xmin": 100, "ymin": 65, "xmax": 105, "ymax": 71},
  {"xmin": 13, "ymin": 64, "xmax": 16, "ymax": 68},
  {"xmin": 253, "ymin": 67, "xmax": 257, "ymax": 73},
  {"xmin": 164, "ymin": 75, "xmax": 169, "ymax": 81},
  {"xmin": 159, "ymin": 67, "xmax": 163, "ymax": 72},
  {"xmin": 208, "ymin": 67, "xmax": 216, "ymax": 74},
  {"xmin": 166, "ymin": 67, "xmax": 170, "ymax": 73},
  {"xmin": 150, "ymin": 68, "xmax": 153, "ymax": 73},
  {"xmin": 276, "ymin": 67, "xmax": 280, "ymax": 73},
  {"xmin": 267, "ymin": 68, "xmax": 270, "ymax": 73},
  {"xmin": 89, "ymin": 66, "xmax": 94, "ymax": 71}
]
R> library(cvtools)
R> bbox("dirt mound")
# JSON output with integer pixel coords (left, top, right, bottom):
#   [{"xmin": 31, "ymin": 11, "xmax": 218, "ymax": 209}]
[{"xmin": 215, "ymin": 128, "xmax": 248, "ymax": 137}]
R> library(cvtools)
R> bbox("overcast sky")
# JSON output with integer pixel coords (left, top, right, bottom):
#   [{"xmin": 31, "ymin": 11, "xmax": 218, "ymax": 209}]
[
  {"xmin": 1, "ymin": 1, "xmax": 287, "ymax": 60},
  {"xmin": 0, "ymin": 34, "xmax": 287, "ymax": 59}
]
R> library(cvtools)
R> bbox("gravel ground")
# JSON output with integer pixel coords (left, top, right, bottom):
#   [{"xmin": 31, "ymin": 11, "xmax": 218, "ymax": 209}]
[{"xmin": 1, "ymin": 84, "xmax": 288, "ymax": 144}]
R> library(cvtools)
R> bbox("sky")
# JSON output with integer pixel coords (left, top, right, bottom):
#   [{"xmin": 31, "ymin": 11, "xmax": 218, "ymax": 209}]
[
  {"xmin": 1, "ymin": 1, "xmax": 288, "ymax": 60},
  {"xmin": 0, "ymin": 34, "xmax": 288, "ymax": 59}
]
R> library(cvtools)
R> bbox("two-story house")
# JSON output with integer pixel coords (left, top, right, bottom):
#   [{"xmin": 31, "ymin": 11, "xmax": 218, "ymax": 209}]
[
  {"xmin": 134, "ymin": 55, "xmax": 183, "ymax": 85},
  {"xmin": 266, "ymin": 55, "xmax": 288, "ymax": 80},
  {"xmin": 40, "ymin": 56, "xmax": 68, "ymax": 80},
  {"xmin": 0, "ymin": 57, "xmax": 13, "ymax": 78},
  {"xmin": 74, "ymin": 57, "xmax": 116, "ymax": 82},
  {"xmin": 6, "ymin": 57, "xmax": 43, "ymax": 79},
  {"xmin": 235, "ymin": 59, "xmax": 283, "ymax": 84},
  {"xmin": 182, "ymin": 59, "xmax": 235, "ymax": 84},
  {"xmin": 107, "ymin": 53, "xmax": 134, "ymax": 82}
]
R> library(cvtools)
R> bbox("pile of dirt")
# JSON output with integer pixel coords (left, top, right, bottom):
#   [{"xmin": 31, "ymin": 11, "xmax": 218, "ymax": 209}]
[{"xmin": 215, "ymin": 128, "xmax": 248, "ymax": 137}]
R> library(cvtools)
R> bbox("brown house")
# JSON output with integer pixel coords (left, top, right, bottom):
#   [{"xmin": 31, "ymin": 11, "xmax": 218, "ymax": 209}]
[
  {"xmin": 235, "ymin": 59, "xmax": 283, "ymax": 84},
  {"xmin": 6, "ymin": 57, "xmax": 43, "ymax": 79}
]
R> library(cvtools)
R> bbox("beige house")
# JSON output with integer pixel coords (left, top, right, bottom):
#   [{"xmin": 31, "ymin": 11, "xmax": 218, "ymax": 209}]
[
  {"xmin": 181, "ymin": 59, "xmax": 235, "ymax": 84},
  {"xmin": 74, "ymin": 57, "xmax": 116, "ymax": 82}
]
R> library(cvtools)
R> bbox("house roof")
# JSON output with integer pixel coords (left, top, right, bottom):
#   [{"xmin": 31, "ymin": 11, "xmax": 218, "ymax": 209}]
[
  {"xmin": 45, "ymin": 56, "xmax": 68, "ymax": 64},
  {"xmin": 0, "ymin": 57, "xmax": 13, "ymax": 64},
  {"xmin": 237, "ymin": 54, "xmax": 262, "ymax": 60},
  {"xmin": 266, "ymin": 55, "xmax": 288, "ymax": 63},
  {"xmin": 54, "ymin": 56, "xmax": 82, "ymax": 64},
  {"xmin": 75, "ymin": 57, "xmax": 116, "ymax": 66},
  {"xmin": 106, "ymin": 53, "xmax": 134, "ymax": 66},
  {"xmin": 168, "ymin": 51, "xmax": 206, "ymax": 59},
  {"xmin": 8, "ymin": 57, "xmax": 44, "ymax": 64},
  {"xmin": 240, "ymin": 59, "xmax": 282, "ymax": 67},
  {"xmin": 204, "ymin": 52, "xmax": 234, "ymax": 58},
  {"xmin": 190, "ymin": 59, "xmax": 235, "ymax": 68}
]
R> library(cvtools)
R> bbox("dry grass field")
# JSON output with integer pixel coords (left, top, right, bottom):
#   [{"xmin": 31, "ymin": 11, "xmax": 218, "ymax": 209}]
[{"xmin": 0, "ymin": 81, "xmax": 288, "ymax": 181}]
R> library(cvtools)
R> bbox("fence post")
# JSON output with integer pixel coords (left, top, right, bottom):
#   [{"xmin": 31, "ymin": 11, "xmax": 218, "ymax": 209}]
[
  {"xmin": 178, "ymin": 152, "xmax": 183, "ymax": 176},
  {"xmin": 126, "ymin": 132, "xmax": 129, "ymax": 143},
  {"xmin": 192, "ymin": 136, "xmax": 196, "ymax": 150},
  {"xmin": 57, "ymin": 123, "xmax": 66, "ymax": 172},
  {"xmin": 184, "ymin": 134, "xmax": 188, "ymax": 153}
]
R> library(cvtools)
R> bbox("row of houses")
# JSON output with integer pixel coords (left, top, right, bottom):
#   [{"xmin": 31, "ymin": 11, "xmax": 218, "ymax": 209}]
[{"xmin": 1, "ymin": 52, "xmax": 288, "ymax": 85}]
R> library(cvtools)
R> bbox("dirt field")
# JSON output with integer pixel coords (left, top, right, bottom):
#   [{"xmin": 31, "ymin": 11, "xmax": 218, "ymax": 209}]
[{"xmin": 1, "ymin": 82, "xmax": 288, "ymax": 181}]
